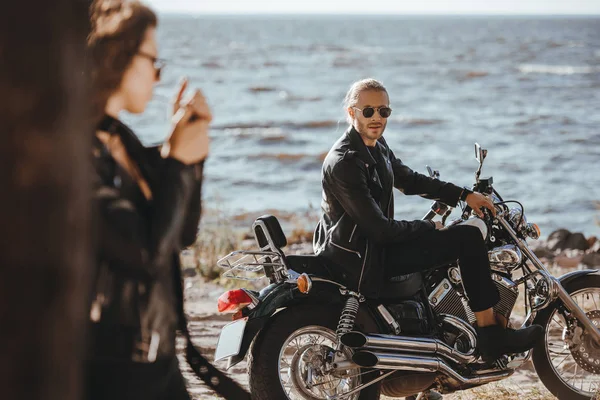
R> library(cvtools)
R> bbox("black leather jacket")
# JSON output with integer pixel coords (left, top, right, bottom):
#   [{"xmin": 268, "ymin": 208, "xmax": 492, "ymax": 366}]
[
  {"xmin": 313, "ymin": 126, "xmax": 464, "ymax": 297},
  {"xmin": 90, "ymin": 115, "xmax": 203, "ymax": 361}
]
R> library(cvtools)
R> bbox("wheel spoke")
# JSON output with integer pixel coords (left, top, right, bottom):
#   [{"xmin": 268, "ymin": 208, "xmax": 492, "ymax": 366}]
[
  {"xmin": 553, "ymin": 351, "xmax": 572, "ymax": 369},
  {"xmin": 544, "ymin": 286, "xmax": 600, "ymax": 397},
  {"xmin": 552, "ymin": 315, "xmax": 565, "ymax": 329},
  {"xmin": 276, "ymin": 326, "xmax": 360, "ymax": 400}
]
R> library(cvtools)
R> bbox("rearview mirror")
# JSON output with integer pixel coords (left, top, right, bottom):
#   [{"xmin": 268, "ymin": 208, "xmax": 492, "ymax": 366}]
[{"xmin": 475, "ymin": 143, "xmax": 487, "ymax": 163}]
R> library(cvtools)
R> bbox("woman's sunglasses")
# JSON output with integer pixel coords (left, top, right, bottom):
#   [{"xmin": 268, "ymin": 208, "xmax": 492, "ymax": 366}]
[
  {"xmin": 353, "ymin": 106, "xmax": 392, "ymax": 119},
  {"xmin": 137, "ymin": 51, "xmax": 166, "ymax": 80}
]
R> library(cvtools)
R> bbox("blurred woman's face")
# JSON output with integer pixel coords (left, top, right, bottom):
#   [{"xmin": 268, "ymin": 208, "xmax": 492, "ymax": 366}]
[{"xmin": 120, "ymin": 27, "xmax": 159, "ymax": 114}]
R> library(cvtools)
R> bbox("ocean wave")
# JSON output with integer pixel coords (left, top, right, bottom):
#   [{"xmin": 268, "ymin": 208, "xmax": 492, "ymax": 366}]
[
  {"xmin": 258, "ymin": 135, "xmax": 290, "ymax": 144},
  {"xmin": 278, "ymin": 91, "xmax": 323, "ymax": 102},
  {"xmin": 247, "ymin": 152, "xmax": 327, "ymax": 165},
  {"xmin": 309, "ymin": 44, "xmax": 349, "ymax": 53},
  {"xmin": 461, "ymin": 71, "xmax": 489, "ymax": 80},
  {"xmin": 213, "ymin": 120, "xmax": 339, "ymax": 131},
  {"xmin": 215, "ymin": 127, "xmax": 298, "ymax": 144},
  {"xmin": 515, "ymin": 115, "xmax": 576, "ymax": 127},
  {"xmin": 332, "ymin": 56, "xmax": 369, "ymax": 68},
  {"xmin": 201, "ymin": 61, "xmax": 224, "ymax": 69},
  {"xmin": 263, "ymin": 61, "xmax": 284, "ymax": 67},
  {"xmin": 518, "ymin": 64, "xmax": 600, "ymax": 75},
  {"xmin": 390, "ymin": 117, "xmax": 446, "ymax": 126},
  {"xmin": 248, "ymin": 153, "xmax": 309, "ymax": 162},
  {"xmin": 268, "ymin": 44, "xmax": 349, "ymax": 54},
  {"xmin": 248, "ymin": 86, "xmax": 278, "ymax": 93}
]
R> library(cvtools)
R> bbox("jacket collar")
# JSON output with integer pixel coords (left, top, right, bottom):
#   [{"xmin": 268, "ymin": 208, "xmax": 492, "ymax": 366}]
[{"xmin": 346, "ymin": 126, "xmax": 377, "ymax": 167}]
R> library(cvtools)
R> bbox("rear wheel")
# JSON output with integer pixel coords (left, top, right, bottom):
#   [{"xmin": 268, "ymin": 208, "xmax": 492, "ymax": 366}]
[{"xmin": 248, "ymin": 305, "xmax": 380, "ymax": 400}]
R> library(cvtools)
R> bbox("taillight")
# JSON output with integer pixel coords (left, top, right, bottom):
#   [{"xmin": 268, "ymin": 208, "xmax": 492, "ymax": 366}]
[{"xmin": 218, "ymin": 289, "xmax": 253, "ymax": 313}]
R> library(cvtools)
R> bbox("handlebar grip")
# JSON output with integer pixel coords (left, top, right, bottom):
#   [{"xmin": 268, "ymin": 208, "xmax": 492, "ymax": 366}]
[{"xmin": 423, "ymin": 210, "xmax": 437, "ymax": 221}]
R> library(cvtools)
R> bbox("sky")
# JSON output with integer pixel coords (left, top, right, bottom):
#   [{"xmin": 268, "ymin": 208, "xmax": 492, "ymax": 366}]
[{"xmin": 146, "ymin": 0, "xmax": 600, "ymax": 15}]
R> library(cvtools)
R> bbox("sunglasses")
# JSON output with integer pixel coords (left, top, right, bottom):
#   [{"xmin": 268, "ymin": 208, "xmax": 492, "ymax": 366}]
[
  {"xmin": 353, "ymin": 106, "xmax": 392, "ymax": 119},
  {"xmin": 137, "ymin": 51, "xmax": 166, "ymax": 80}
]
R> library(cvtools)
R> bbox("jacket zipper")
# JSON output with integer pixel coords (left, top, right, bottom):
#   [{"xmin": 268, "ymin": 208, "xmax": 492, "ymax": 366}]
[
  {"xmin": 387, "ymin": 159, "xmax": 394, "ymax": 216},
  {"xmin": 357, "ymin": 240, "xmax": 369, "ymax": 288},
  {"xmin": 348, "ymin": 224, "xmax": 357, "ymax": 242},
  {"xmin": 331, "ymin": 242, "xmax": 361, "ymax": 259}
]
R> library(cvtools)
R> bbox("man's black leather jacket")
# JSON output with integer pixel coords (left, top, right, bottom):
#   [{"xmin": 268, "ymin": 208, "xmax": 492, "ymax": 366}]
[{"xmin": 313, "ymin": 126, "xmax": 464, "ymax": 297}]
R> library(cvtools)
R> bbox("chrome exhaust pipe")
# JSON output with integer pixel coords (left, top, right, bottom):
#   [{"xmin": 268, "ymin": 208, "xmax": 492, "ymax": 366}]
[
  {"xmin": 341, "ymin": 331, "xmax": 477, "ymax": 364},
  {"xmin": 352, "ymin": 351, "xmax": 512, "ymax": 385}
]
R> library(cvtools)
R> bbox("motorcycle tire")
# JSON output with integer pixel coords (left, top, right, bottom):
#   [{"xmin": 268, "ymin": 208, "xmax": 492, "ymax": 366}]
[
  {"xmin": 532, "ymin": 274, "xmax": 600, "ymax": 400},
  {"xmin": 248, "ymin": 304, "xmax": 381, "ymax": 400}
]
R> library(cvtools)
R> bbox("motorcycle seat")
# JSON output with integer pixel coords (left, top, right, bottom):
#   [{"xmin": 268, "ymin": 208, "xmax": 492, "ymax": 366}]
[
  {"xmin": 286, "ymin": 254, "xmax": 335, "ymax": 279},
  {"xmin": 381, "ymin": 272, "xmax": 423, "ymax": 299},
  {"xmin": 251, "ymin": 215, "xmax": 422, "ymax": 298}
]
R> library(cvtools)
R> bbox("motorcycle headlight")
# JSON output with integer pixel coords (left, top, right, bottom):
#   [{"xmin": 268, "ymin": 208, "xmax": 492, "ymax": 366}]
[
  {"xmin": 524, "ymin": 223, "xmax": 541, "ymax": 240},
  {"xmin": 507, "ymin": 208, "xmax": 540, "ymax": 240},
  {"xmin": 508, "ymin": 208, "xmax": 526, "ymax": 230}
]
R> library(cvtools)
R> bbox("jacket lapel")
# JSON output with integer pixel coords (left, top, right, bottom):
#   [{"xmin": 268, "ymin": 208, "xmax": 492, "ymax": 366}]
[{"xmin": 346, "ymin": 126, "xmax": 384, "ymax": 196}]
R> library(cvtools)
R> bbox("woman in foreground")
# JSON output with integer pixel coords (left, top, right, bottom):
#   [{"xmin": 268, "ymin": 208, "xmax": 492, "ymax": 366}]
[{"xmin": 86, "ymin": 1, "xmax": 211, "ymax": 399}]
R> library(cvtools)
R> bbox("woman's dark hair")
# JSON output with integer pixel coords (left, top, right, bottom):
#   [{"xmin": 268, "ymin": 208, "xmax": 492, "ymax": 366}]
[{"xmin": 87, "ymin": 0, "xmax": 157, "ymax": 122}]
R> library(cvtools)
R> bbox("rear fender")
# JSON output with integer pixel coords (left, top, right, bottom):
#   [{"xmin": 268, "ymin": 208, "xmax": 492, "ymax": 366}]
[{"xmin": 226, "ymin": 278, "xmax": 384, "ymax": 368}]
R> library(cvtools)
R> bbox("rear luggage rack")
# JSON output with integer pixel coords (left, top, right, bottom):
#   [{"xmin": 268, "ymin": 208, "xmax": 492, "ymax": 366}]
[{"xmin": 217, "ymin": 250, "xmax": 285, "ymax": 281}]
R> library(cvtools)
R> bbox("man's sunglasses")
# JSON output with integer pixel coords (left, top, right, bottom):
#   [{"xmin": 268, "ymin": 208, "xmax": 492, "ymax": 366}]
[
  {"xmin": 353, "ymin": 106, "xmax": 392, "ymax": 119},
  {"xmin": 137, "ymin": 51, "xmax": 166, "ymax": 80}
]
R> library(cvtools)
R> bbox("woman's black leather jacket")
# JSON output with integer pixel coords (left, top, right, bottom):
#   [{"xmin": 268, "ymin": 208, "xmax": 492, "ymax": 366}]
[{"xmin": 90, "ymin": 115, "xmax": 203, "ymax": 361}]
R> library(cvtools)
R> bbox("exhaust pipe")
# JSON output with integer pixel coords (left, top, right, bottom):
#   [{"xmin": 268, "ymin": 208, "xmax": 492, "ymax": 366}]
[
  {"xmin": 352, "ymin": 351, "xmax": 512, "ymax": 385},
  {"xmin": 341, "ymin": 331, "xmax": 477, "ymax": 364}
]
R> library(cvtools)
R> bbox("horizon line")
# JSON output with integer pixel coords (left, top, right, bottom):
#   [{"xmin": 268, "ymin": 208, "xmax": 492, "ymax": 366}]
[{"xmin": 157, "ymin": 11, "xmax": 600, "ymax": 17}]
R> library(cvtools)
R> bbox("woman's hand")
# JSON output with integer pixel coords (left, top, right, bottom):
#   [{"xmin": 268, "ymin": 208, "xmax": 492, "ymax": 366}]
[
  {"xmin": 163, "ymin": 79, "xmax": 212, "ymax": 164},
  {"xmin": 465, "ymin": 192, "xmax": 496, "ymax": 218}
]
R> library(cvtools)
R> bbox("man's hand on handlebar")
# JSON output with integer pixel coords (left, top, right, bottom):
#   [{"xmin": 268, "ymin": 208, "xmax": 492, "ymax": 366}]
[
  {"xmin": 465, "ymin": 192, "xmax": 496, "ymax": 218},
  {"xmin": 433, "ymin": 221, "xmax": 444, "ymax": 230}
]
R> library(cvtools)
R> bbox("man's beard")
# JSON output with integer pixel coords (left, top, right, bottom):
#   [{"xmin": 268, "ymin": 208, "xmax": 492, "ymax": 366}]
[{"xmin": 356, "ymin": 119, "xmax": 386, "ymax": 142}]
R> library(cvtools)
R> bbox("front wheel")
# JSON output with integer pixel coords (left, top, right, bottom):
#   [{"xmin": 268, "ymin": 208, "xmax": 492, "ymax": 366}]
[
  {"xmin": 532, "ymin": 274, "xmax": 600, "ymax": 399},
  {"xmin": 248, "ymin": 305, "xmax": 380, "ymax": 400}
]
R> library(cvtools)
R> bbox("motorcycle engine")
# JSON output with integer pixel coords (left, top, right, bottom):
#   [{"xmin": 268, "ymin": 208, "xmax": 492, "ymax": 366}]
[{"xmin": 427, "ymin": 266, "xmax": 519, "ymax": 325}]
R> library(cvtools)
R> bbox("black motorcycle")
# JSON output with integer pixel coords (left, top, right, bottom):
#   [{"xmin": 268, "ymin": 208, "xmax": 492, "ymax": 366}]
[{"xmin": 214, "ymin": 144, "xmax": 600, "ymax": 400}]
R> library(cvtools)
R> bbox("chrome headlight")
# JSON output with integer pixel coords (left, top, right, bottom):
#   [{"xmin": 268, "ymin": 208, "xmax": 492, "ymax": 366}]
[
  {"xmin": 524, "ymin": 223, "xmax": 541, "ymax": 240},
  {"xmin": 508, "ymin": 208, "xmax": 526, "ymax": 230},
  {"xmin": 507, "ymin": 208, "xmax": 541, "ymax": 240},
  {"xmin": 489, "ymin": 244, "xmax": 523, "ymax": 267}
]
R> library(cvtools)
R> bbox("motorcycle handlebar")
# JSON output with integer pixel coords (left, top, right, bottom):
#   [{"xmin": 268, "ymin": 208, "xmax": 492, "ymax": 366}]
[{"xmin": 423, "ymin": 209, "xmax": 437, "ymax": 221}]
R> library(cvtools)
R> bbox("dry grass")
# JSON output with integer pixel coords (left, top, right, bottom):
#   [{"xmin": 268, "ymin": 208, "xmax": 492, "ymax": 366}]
[{"xmin": 185, "ymin": 201, "xmax": 317, "ymax": 283}]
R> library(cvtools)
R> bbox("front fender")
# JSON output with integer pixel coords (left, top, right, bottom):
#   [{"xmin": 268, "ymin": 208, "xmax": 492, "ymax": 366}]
[
  {"xmin": 530, "ymin": 269, "xmax": 600, "ymax": 327},
  {"xmin": 558, "ymin": 269, "xmax": 599, "ymax": 286}
]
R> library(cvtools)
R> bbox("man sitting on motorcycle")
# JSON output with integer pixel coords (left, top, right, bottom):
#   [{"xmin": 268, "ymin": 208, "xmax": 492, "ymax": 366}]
[{"xmin": 313, "ymin": 78, "xmax": 543, "ymax": 362}]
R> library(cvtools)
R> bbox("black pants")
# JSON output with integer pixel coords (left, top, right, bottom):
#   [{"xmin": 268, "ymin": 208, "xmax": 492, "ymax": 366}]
[
  {"xmin": 85, "ymin": 355, "xmax": 190, "ymax": 400},
  {"xmin": 384, "ymin": 224, "xmax": 500, "ymax": 312}
]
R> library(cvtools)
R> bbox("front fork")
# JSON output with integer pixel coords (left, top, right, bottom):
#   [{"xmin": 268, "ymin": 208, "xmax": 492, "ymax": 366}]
[
  {"xmin": 553, "ymin": 274, "xmax": 600, "ymax": 344},
  {"xmin": 496, "ymin": 215, "xmax": 600, "ymax": 344},
  {"xmin": 513, "ymin": 239, "xmax": 600, "ymax": 345}
]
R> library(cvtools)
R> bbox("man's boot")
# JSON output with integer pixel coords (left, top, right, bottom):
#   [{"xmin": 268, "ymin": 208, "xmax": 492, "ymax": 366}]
[{"xmin": 477, "ymin": 324, "xmax": 544, "ymax": 362}]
